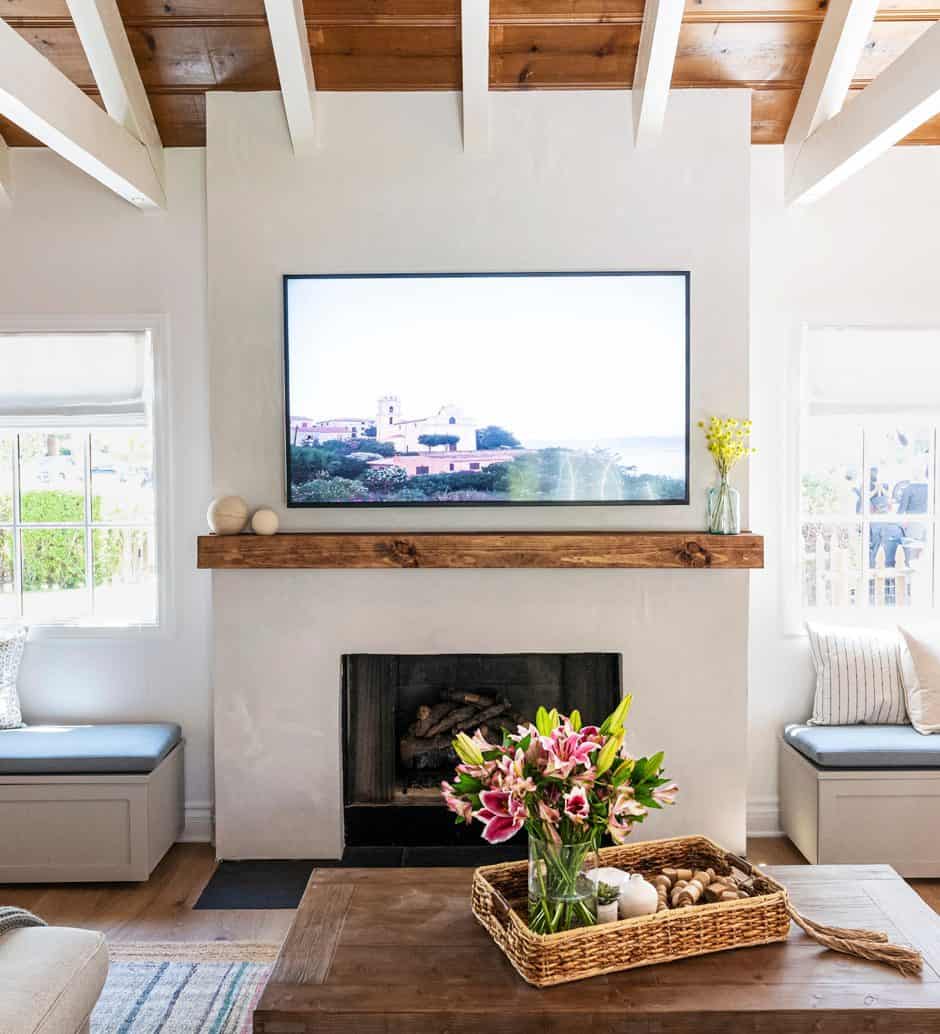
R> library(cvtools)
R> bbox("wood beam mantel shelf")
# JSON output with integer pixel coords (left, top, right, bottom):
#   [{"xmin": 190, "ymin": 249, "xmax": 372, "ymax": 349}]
[{"xmin": 197, "ymin": 531, "xmax": 763, "ymax": 570}]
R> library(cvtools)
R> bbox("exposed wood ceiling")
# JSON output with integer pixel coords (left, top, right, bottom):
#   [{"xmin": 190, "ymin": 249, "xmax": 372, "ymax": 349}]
[{"xmin": 2, "ymin": 0, "xmax": 939, "ymax": 147}]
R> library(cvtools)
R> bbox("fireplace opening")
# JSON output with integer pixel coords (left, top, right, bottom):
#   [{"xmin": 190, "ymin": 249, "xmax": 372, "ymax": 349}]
[{"xmin": 342, "ymin": 653, "xmax": 621, "ymax": 848}]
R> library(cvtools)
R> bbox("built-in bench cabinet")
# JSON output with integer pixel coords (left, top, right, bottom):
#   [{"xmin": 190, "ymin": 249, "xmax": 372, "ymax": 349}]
[
  {"xmin": 780, "ymin": 726, "xmax": 940, "ymax": 878},
  {"xmin": 0, "ymin": 724, "xmax": 183, "ymax": 883}
]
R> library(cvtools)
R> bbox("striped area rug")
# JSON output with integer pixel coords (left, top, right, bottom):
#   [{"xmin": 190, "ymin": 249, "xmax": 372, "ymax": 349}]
[{"xmin": 92, "ymin": 943, "xmax": 279, "ymax": 1034}]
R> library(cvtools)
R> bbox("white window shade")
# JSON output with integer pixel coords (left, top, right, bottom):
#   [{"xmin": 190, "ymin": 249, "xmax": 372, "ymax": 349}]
[
  {"xmin": 0, "ymin": 332, "xmax": 151, "ymax": 426},
  {"xmin": 807, "ymin": 328, "xmax": 940, "ymax": 416}
]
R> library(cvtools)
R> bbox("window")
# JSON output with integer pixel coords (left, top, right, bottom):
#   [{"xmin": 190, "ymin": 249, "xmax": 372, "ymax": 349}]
[
  {"xmin": 415, "ymin": 465, "xmax": 429, "ymax": 476},
  {"xmin": 469, "ymin": 462, "xmax": 480, "ymax": 470},
  {"xmin": 799, "ymin": 328, "xmax": 939, "ymax": 616},
  {"xmin": 0, "ymin": 331, "xmax": 158, "ymax": 629}
]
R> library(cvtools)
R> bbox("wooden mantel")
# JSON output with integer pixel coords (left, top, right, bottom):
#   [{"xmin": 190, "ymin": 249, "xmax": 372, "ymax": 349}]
[{"xmin": 197, "ymin": 531, "xmax": 763, "ymax": 570}]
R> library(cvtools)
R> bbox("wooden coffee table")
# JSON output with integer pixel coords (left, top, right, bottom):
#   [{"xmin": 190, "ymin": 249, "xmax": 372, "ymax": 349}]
[{"xmin": 254, "ymin": 863, "xmax": 940, "ymax": 1033}]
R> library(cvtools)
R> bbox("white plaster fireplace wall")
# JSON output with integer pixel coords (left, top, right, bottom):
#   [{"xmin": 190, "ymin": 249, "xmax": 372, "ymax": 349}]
[{"xmin": 206, "ymin": 90, "xmax": 752, "ymax": 859}]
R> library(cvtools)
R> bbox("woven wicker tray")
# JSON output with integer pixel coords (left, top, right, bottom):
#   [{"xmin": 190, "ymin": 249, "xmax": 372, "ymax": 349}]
[{"xmin": 471, "ymin": 834, "xmax": 790, "ymax": 987}]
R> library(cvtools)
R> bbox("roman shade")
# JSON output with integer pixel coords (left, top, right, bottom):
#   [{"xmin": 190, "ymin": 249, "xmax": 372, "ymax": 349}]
[
  {"xmin": 0, "ymin": 332, "xmax": 151, "ymax": 426},
  {"xmin": 806, "ymin": 327, "xmax": 940, "ymax": 416}
]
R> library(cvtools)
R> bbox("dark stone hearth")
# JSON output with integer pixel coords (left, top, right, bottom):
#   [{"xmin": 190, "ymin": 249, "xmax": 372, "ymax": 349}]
[{"xmin": 338, "ymin": 845, "xmax": 528, "ymax": 867}]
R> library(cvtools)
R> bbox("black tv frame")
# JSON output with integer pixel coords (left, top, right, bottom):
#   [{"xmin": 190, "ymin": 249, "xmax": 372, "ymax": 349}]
[{"xmin": 283, "ymin": 271, "xmax": 691, "ymax": 508}]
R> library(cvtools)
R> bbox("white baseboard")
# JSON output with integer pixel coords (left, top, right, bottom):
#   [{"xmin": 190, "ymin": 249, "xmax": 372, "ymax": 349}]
[
  {"xmin": 746, "ymin": 796, "xmax": 782, "ymax": 837},
  {"xmin": 180, "ymin": 800, "xmax": 214, "ymax": 844}
]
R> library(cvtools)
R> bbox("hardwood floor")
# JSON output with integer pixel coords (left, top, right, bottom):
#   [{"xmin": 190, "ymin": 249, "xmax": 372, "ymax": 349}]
[
  {"xmin": 0, "ymin": 844, "xmax": 293, "ymax": 944},
  {"xmin": 0, "ymin": 838, "xmax": 936, "ymax": 942}
]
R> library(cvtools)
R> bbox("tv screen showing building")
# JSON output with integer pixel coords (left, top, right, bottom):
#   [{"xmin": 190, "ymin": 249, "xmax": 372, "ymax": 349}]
[{"xmin": 284, "ymin": 272, "xmax": 689, "ymax": 507}]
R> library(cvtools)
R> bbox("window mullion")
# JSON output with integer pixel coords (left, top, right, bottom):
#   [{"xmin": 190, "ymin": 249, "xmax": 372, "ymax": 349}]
[
  {"xmin": 860, "ymin": 426, "xmax": 869, "ymax": 611},
  {"xmin": 12, "ymin": 433, "xmax": 22, "ymax": 618},
  {"xmin": 84, "ymin": 431, "xmax": 94, "ymax": 616},
  {"xmin": 926, "ymin": 423, "xmax": 934, "ymax": 607}
]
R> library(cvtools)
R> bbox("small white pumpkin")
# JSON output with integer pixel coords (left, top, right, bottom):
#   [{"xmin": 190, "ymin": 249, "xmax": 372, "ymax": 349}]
[{"xmin": 618, "ymin": 873, "xmax": 659, "ymax": 919}]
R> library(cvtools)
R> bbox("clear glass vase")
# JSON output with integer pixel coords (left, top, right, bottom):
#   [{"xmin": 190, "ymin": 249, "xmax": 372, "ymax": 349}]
[
  {"xmin": 527, "ymin": 833, "xmax": 599, "ymax": 934},
  {"xmin": 706, "ymin": 475, "xmax": 740, "ymax": 535}
]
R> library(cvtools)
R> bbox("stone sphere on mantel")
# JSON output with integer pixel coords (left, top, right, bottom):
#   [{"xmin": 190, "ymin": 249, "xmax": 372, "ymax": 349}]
[
  {"xmin": 251, "ymin": 508, "xmax": 280, "ymax": 536},
  {"xmin": 207, "ymin": 495, "xmax": 249, "ymax": 535}
]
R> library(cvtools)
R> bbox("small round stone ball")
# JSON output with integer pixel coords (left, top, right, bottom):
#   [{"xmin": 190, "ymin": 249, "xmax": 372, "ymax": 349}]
[
  {"xmin": 250, "ymin": 508, "xmax": 280, "ymax": 536},
  {"xmin": 207, "ymin": 495, "xmax": 249, "ymax": 535}
]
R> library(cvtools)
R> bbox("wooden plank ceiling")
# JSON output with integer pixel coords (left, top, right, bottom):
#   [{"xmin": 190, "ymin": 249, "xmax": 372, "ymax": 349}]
[{"xmin": 2, "ymin": 0, "xmax": 939, "ymax": 147}]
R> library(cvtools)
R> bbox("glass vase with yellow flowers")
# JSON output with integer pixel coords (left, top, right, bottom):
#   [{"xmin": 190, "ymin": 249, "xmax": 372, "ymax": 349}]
[{"xmin": 700, "ymin": 417, "xmax": 755, "ymax": 534}]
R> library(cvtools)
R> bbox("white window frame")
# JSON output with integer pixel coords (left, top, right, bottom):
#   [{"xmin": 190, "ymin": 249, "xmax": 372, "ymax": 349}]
[
  {"xmin": 0, "ymin": 315, "xmax": 173, "ymax": 640},
  {"xmin": 785, "ymin": 322, "xmax": 940, "ymax": 636}
]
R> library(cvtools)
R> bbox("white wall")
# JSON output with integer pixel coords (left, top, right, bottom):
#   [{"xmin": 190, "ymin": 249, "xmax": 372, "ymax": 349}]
[
  {"xmin": 749, "ymin": 146, "xmax": 940, "ymax": 832},
  {"xmin": 0, "ymin": 149, "xmax": 213, "ymax": 840},
  {"xmin": 207, "ymin": 90, "xmax": 754, "ymax": 858}
]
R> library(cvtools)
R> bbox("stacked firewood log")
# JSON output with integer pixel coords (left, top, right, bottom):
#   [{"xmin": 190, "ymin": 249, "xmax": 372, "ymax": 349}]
[{"xmin": 399, "ymin": 690, "xmax": 525, "ymax": 770}]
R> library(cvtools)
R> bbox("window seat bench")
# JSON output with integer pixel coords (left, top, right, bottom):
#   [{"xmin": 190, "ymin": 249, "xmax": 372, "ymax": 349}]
[
  {"xmin": 780, "ymin": 724, "xmax": 940, "ymax": 877},
  {"xmin": 0, "ymin": 723, "xmax": 184, "ymax": 883}
]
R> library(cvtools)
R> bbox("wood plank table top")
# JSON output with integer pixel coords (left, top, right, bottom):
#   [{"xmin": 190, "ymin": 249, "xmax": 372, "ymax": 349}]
[{"xmin": 253, "ymin": 863, "xmax": 940, "ymax": 1034}]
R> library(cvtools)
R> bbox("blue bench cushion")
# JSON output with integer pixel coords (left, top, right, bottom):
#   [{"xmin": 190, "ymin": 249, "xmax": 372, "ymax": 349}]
[
  {"xmin": 785, "ymin": 723, "xmax": 940, "ymax": 769},
  {"xmin": 0, "ymin": 723, "xmax": 181, "ymax": 775}
]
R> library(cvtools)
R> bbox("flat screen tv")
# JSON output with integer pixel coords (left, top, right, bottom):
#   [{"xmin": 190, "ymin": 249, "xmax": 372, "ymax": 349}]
[{"xmin": 284, "ymin": 272, "xmax": 690, "ymax": 507}]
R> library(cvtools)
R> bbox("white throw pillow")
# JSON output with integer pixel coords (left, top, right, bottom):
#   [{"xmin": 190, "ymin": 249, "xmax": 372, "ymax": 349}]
[
  {"xmin": 897, "ymin": 623, "xmax": 940, "ymax": 735},
  {"xmin": 806, "ymin": 622, "xmax": 907, "ymax": 726},
  {"xmin": 0, "ymin": 626, "xmax": 26, "ymax": 730}
]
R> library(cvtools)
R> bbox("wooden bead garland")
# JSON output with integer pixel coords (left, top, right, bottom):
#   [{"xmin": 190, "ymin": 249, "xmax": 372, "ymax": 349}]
[{"xmin": 653, "ymin": 866, "xmax": 753, "ymax": 911}]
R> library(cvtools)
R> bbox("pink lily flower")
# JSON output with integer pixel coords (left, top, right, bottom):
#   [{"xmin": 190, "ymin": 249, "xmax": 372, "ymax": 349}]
[
  {"xmin": 563, "ymin": 785, "xmax": 591, "ymax": 824},
  {"xmin": 541, "ymin": 728, "xmax": 597, "ymax": 780},
  {"xmin": 607, "ymin": 787, "xmax": 647, "ymax": 844},
  {"xmin": 607, "ymin": 811, "xmax": 634, "ymax": 844},
  {"xmin": 495, "ymin": 751, "xmax": 537, "ymax": 798},
  {"xmin": 440, "ymin": 781, "xmax": 474, "ymax": 823},
  {"xmin": 470, "ymin": 729, "xmax": 498, "ymax": 754},
  {"xmin": 538, "ymin": 799, "xmax": 560, "ymax": 825},
  {"xmin": 476, "ymin": 789, "xmax": 526, "ymax": 844},
  {"xmin": 652, "ymin": 782, "xmax": 679, "ymax": 806},
  {"xmin": 612, "ymin": 788, "xmax": 647, "ymax": 817}
]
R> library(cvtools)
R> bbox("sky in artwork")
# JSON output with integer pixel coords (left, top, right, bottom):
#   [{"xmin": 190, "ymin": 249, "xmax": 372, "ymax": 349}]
[{"xmin": 286, "ymin": 274, "xmax": 687, "ymax": 446}]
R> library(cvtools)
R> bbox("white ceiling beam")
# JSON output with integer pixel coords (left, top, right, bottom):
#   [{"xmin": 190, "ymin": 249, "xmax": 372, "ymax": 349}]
[
  {"xmin": 0, "ymin": 131, "xmax": 11, "ymax": 205},
  {"xmin": 0, "ymin": 18, "xmax": 164, "ymax": 208},
  {"xmin": 788, "ymin": 21, "xmax": 940, "ymax": 204},
  {"xmin": 263, "ymin": 0, "xmax": 318, "ymax": 154},
  {"xmin": 784, "ymin": 0, "xmax": 878, "ymax": 180},
  {"xmin": 632, "ymin": 0, "xmax": 684, "ymax": 149},
  {"xmin": 460, "ymin": 0, "xmax": 490, "ymax": 152},
  {"xmin": 66, "ymin": 0, "xmax": 164, "ymax": 192}
]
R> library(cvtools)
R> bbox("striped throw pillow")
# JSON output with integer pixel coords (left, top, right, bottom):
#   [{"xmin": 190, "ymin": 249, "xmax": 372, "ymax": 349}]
[{"xmin": 806, "ymin": 623, "xmax": 908, "ymax": 726}]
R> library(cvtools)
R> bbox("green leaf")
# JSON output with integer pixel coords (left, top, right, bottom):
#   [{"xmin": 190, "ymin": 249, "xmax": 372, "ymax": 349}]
[
  {"xmin": 453, "ymin": 773, "xmax": 482, "ymax": 794},
  {"xmin": 611, "ymin": 759, "xmax": 634, "ymax": 786}
]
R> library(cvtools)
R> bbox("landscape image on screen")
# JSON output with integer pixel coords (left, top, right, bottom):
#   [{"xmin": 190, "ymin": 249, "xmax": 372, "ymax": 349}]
[{"xmin": 285, "ymin": 273, "xmax": 688, "ymax": 506}]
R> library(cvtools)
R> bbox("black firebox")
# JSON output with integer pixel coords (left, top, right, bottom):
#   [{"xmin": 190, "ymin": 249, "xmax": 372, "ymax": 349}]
[{"xmin": 342, "ymin": 652, "xmax": 621, "ymax": 848}]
